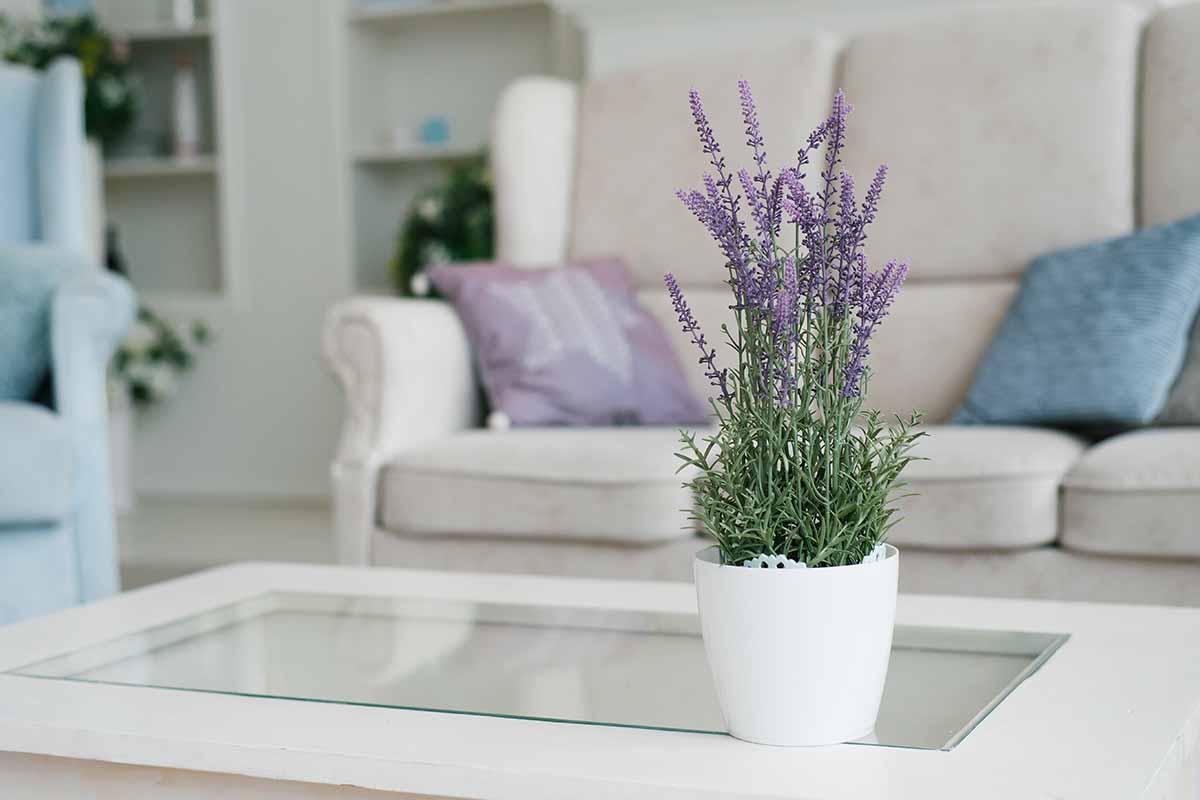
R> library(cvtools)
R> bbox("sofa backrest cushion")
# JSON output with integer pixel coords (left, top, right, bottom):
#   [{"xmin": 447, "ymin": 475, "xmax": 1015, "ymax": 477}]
[
  {"xmin": 568, "ymin": 36, "xmax": 838, "ymax": 289},
  {"xmin": 837, "ymin": 3, "xmax": 1141, "ymax": 282},
  {"xmin": 638, "ymin": 281, "xmax": 1015, "ymax": 422},
  {"xmin": 0, "ymin": 58, "xmax": 87, "ymax": 251},
  {"xmin": 0, "ymin": 64, "xmax": 39, "ymax": 245},
  {"xmin": 493, "ymin": 2, "xmax": 1157, "ymax": 421},
  {"xmin": 1141, "ymin": 2, "xmax": 1200, "ymax": 227},
  {"xmin": 35, "ymin": 58, "xmax": 88, "ymax": 252},
  {"xmin": 492, "ymin": 77, "xmax": 579, "ymax": 267}
]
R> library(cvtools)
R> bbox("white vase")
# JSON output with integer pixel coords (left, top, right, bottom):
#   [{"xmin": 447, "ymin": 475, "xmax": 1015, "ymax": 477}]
[
  {"xmin": 172, "ymin": 55, "xmax": 200, "ymax": 158},
  {"xmin": 172, "ymin": 0, "xmax": 196, "ymax": 28},
  {"xmin": 693, "ymin": 544, "xmax": 899, "ymax": 746}
]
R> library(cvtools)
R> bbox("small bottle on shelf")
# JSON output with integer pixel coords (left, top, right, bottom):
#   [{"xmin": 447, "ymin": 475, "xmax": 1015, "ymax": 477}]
[
  {"xmin": 172, "ymin": 0, "xmax": 197, "ymax": 29},
  {"xmin": 172, "ymin": 52, "xmax": 200, "ymax": 159}
]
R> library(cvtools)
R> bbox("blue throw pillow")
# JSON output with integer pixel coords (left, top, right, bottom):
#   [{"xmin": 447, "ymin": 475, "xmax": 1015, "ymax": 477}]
[
  {"xmin": 954, "ymin": 213, "xmax": 1200, "ymax": 427},
  {"xmin": 0, "ymin": 245, "xmax": 87, "ymax": 401}
]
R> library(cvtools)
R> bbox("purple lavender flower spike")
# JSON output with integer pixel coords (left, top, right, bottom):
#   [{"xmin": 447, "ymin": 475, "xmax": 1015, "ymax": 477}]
[
  {"xmin": 765, "ymin": 172, "xmax": 784, "ymax": 237},
  {"xmin": 685, "ymin": 88, "xmax": 759, "ymax": 312},
  {"xmin": 689, "ymin": 88, "xmax": 725, "ymax": 165},
  {"xmin": 822, "ymin": 91, "xmax": 851, "ymax": 179},
  {"xmin": 774, "ymin": 256, "xmax": 801, "ymax": 403},
  {"xmin": 677, "ymin": 174, "xmax": 755, "ymax": 311},
  {"xmin": 780, "ymin": 166, "xmax": 826, "ymax": 302},
  {"xmin": 830, "ymin": 169, "xmax": 859, "ymax": 315},
  {"xmin": 796, "ymin": 114, "xmax": 828, "ymax": 174},
  {"xmin": 842, "ymin": 260, "xmax": 909, "ymax": 396},
  {"xmin": 861, "ymin": 164, "xmax": 888, "ymax": 229},
  {"xmin": 736, "ymin": 80, "xmax": 779, "ymax": 289},
  {"xmin": 738, "ymin": 167, "xmax": 779, "ymax": 303},
  {"xmin": 678, "ymin": 84, "xmax": 906, "ymax": 403},
  {"xmin": 665, "ymin": 272, "xmax": 730, "ymax": 405},
  {"xmin": 779, "ymin": 167, "xmax": 805, "ymax": 224},
  {"xmin": 676, "ymin": 188, "xmax": 714, "ymax": 233},
  {"xmin": 737, "ymin": 79, "xmax": 769, "ymax": 180},
  {"xmin": 774, "ymin": 256, "xmax": 798, "ymax": 340},
  {"xmin": 838, "ymin": 170, "xmax": 857, "ymax": 235},
  {"xmin": 738, "ymin": 168, "xmax": 766, "ymax": 241}
]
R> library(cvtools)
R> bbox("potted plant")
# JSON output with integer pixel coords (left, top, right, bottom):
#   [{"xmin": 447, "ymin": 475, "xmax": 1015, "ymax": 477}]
[
  {"xmin": 391, "ymin": 155, "xmax": 493, "ymax": 296},
  {"xmin": 667, "ymin": 83, "xmax": 923, "ymax": 746}
]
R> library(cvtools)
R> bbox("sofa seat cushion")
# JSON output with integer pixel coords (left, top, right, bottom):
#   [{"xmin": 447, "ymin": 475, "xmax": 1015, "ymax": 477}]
[
  {"xmin": 0, "ymin": 401, "xmax": 72, "ymax": 524},
  {"xmin": 1062, "ymin": 430, "xmax": 1200, "ymax": 559},
  {"xmin": 889, "ymin": 425, "xmax": 1085, "ymax": 550},
  {"xmin": 380, "ymin": 427, "xmax": 701, "ymax": 545},
  {"xmin": 383, "ymin": 424, "xmax": 1084, "ymax": 551}
]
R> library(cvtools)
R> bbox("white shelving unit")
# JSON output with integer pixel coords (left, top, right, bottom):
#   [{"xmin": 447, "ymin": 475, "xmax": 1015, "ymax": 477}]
[
  {"xmin": 339, "ymin": 0, "xmax": 582, "ymax": 292},
  {"xmin": 95, "ymin": 0, "xmax": 235, "ymax": 306},
  {"xmin": 353, "ymin": 143, "xmax": 483, "ymax": 165},
  {"xmin": 348, "ymin": 0, "xmax": 541, "ymax": 24},
  {"xmin": 113, "ymin": 21, "xmax": 213, "ymax": 42},
  {"xmin": 104, "ymin": 155, "xmax": 220, "ymax": 179}
]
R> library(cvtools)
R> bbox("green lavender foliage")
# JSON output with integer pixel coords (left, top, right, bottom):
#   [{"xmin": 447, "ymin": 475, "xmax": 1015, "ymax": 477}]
[{"xmin": 677, "ymin": 310, "xmax": 924, "ymax": 568}]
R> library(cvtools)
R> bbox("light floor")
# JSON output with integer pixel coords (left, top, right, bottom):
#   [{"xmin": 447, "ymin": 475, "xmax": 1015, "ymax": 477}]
[{"xmin": 119, "ymin": 496, "xmax": 336, "ymax": 590}]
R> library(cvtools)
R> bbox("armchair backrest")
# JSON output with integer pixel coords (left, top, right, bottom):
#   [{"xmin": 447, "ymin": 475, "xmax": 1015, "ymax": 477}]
[
  {"xmin": 492, "ymin": 2, "xmax": 1200, "ymax": 422},
  {"xmin": 0, "ymin": 58, "xmax": 87, "ymax": 253}
]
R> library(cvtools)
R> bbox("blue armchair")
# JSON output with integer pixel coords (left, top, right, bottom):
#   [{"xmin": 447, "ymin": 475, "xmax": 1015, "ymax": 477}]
[{"xmin": 0, "ymin": 58, "xmax": 134, "ymax": 624}]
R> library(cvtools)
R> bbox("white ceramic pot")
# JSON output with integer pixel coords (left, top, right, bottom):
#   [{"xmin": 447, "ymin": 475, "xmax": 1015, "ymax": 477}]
[{"xmin": 693, "ymin": 544, "xmax": 899, "ymax": 746}]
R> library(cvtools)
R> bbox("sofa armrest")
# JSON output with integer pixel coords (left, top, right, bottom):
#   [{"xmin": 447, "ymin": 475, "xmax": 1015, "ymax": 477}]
[
  {"xmin": 322, "ymin": 297, "xmax": 479, "ymax": 563},
  {"xmin": 51, "ymin": 271, "xmax": 135, "ymax": 601},
  {"xmin": 323, "ymin": 296, "xmax": 479, "ymax": 465}
]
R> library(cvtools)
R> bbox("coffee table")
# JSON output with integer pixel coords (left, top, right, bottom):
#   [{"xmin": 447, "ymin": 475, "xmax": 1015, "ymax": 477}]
[{"xmin": 0, "ymin": 562, "xmax": 1197, "ymax": 799}]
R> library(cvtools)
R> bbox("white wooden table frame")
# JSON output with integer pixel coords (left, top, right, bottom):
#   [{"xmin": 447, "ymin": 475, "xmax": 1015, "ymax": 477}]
[{"xmin": 1, "ymin": 562, "xmax": 1199, "ymax": 799}]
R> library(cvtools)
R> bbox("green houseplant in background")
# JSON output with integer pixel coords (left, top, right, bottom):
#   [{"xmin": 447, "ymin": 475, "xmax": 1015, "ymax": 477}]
[
  {"xmin": 0, "ymin": 13, "xmax": 138, "ymax": 148},
  {"xmin": 391, "ymin": 155, "xmax": 493, "ymax": 296},
  {"xmin": 111, "ymin": 307, "xmax": 209, "ymax": 409}
]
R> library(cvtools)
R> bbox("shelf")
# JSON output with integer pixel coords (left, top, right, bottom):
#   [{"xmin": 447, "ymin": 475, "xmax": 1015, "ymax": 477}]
[
  {"xmin": 107, "ymin": 169, "xmax": 222, "ymax": 294},
  {"xmin": 349, "ymin": 0, "xmax": 541, "ymax": 24},
  {"xmin": 104, "ymin": 156, "xmax": 220, "ymax": 179},
  {"xmin": 353, "ymin": 144, "xmax": 482, "ymax": 164},
  {"xmin": 114, "ymin": 22, "xmax": 213, "ymax": 43}
]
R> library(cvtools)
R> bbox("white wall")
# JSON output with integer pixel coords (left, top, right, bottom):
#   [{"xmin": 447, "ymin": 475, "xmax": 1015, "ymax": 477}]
[
  {"xmin": 0, "ymin": 0, "xmax": 38, "ymax": 15},
  {"xmin": 132, "ymin": 0, "xmax": 349, "ymax": 499},
  {"xmin": 553, "ymin": 0, "xmax": 1167, "ymax": 76}
]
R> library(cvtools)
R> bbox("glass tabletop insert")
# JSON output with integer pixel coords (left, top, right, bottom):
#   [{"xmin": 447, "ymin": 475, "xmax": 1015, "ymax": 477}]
[{"xmin": 12, "ymin": 592, "xmax": 1067, "ymax": 751}]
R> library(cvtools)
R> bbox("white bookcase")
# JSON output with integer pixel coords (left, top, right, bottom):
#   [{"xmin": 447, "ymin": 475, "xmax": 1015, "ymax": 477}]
[
  {"xmin": 338, "ymin": 0, "xmax": 582, "ymax": 292},
  {"xmin": 94, "ymin": 0, "xmax": 238, "ymax": 307},
  {"xmin": 91, "ymin": 0, "xmax": 580, "ymax": 301}
]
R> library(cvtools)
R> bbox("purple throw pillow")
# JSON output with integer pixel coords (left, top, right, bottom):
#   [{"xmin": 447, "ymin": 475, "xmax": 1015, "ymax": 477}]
[{"xmin": 428, "ymin": 259, "xmax": 708, "ymax": 427}]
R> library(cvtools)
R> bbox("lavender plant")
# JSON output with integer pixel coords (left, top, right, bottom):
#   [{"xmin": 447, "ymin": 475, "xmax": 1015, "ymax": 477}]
[{"xmin": 668, "ymin": 83, "xmax": 924, "ymax": 568}]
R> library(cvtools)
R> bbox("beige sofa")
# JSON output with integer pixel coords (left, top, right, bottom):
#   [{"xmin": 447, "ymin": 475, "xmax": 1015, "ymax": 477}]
[{"xmin": 324, "ymin": 1, "xmax": 1200, "ymax": 605}]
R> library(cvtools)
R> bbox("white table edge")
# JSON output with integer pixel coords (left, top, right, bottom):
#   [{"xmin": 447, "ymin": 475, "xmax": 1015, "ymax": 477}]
[{"xmin": 0, "ymin": 561, "xmax": 1198, "ymax": 800}]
